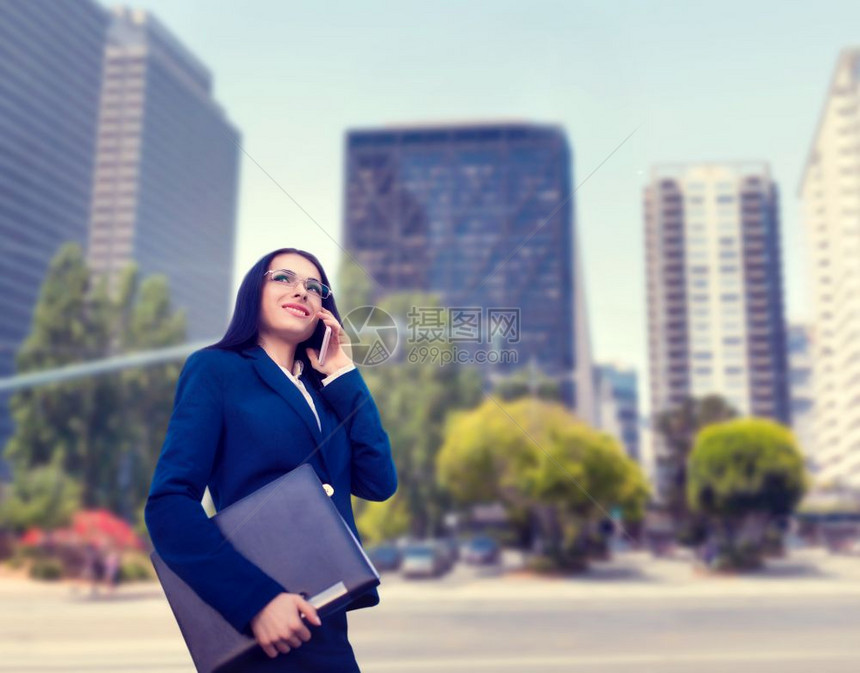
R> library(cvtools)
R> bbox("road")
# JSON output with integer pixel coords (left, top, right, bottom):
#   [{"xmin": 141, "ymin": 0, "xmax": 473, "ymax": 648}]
[{"xmin": 1, "ymin": 549, "xmax": 858, "ymax": 672}]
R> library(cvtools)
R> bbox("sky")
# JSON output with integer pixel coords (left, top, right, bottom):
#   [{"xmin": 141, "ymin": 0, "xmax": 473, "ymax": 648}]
[{"xmin": 116, "ymin": 0, "xmax": 859, "ymax": 411}]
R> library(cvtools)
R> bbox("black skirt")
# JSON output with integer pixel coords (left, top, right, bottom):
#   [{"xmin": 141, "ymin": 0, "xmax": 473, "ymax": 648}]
[{"xmin": 228, "ymin": 610, "xmax": 361, "ymax": 672}]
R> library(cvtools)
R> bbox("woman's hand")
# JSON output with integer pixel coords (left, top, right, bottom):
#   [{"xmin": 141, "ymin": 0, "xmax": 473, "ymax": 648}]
[
  {"xmin": 250, "ymin": 592, "xmax": 322, "ymax": 659},
  {"xmin": 307, "ymin": 308, "xmax": 353, "ymax": 375}
]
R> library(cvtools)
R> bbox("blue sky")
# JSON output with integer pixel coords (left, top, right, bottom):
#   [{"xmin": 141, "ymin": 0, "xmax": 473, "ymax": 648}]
[{"xmin": 122, "ymin": 0, "xmax": 857, "ymax": 410}]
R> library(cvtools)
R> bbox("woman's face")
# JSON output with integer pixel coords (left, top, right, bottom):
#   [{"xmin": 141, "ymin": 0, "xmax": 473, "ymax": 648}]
[{"xmin": 258, "ymin": 252, "xmax": 325, "ymax": 344}]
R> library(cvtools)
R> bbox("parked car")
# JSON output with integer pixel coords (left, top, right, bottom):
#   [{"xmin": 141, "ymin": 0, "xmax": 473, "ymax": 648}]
[
  {"xmin": 435, "ymin": 537, "xmax": 460, "ymax": 571},
  {"xmin": 462, "ymin": 535, "xmax": 501, "ymax": 565},
  {"xmin": 366, "ymin": 543, "xmax": 401, "ymax": 572},
  {"xmin": 400, "ymin": 542, "xmax": 448, "ymax": 578}
]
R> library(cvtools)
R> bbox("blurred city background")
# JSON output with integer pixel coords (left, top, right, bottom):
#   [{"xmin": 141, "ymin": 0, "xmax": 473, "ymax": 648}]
[{"xmin": 1, "ymin": 1, "xmax": 859, "ymax": 671}]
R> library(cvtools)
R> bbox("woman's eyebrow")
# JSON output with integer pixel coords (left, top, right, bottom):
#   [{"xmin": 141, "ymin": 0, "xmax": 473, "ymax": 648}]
[{"xmin": 279, "ymin": 268, "xmax": 321, "ymax": 282}]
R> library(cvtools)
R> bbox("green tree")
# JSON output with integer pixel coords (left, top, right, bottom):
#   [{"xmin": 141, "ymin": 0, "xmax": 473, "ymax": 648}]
[
  {"xmin": 0, "ymin": 455, "xmax": 82, "ymax": 533},
  {"xmin": 2, "ymin": 244, "xmax": 185, "ymax": 525},
  {"xmin": 687, "ymin": 417, "xmax": 807, "ymax": 569},
  {"xmin": 655, "ymin": 394, "xmax": 737, "ymax": 536},
  {"xmin": 358, "ymin": 291, "xmax": 485, "ymax": 538},
  {"xmin": 354, "ymin": 492, "xmax": 411, "ymax": 545},
  {"xmin": 493, "ymin": 364, "xmax": 561, "ymax": 402},
  {"xmin": 111, "ymin": 266, "xmax": 186, "ymax": 519},
  {"xmin": 335, "ymin": 254, "xmax": 375, "ymax": 316},
  {"xmin": 437, "ymin": 397, "xmax": 649, "ymax": 570},
  {"xmin": 5, "ymin": 244, "xmax": 118, "ymax": 508}
]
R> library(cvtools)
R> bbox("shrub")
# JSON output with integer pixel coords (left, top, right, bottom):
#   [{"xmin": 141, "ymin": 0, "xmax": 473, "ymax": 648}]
[
  {"xmin": 118, "ymin": 555, "xmax": 154, "ymax": 582},
  {"xmin": 29, "ymin": 558, "xmax": 63, "ymax": 581}
]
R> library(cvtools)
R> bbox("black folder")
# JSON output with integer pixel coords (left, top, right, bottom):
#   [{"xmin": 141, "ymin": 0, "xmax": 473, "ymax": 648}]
[{"xmin": 150, "ymin": 464, "xmax": 380, "ymax": 673}]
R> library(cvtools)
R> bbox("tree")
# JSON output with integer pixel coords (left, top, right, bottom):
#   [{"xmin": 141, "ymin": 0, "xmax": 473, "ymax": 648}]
[
  {"xmin": 357, "ymin": 291, "xmax": 485, "ymax": 538},
  {"xmin": 0, "ymin": 455, "xmax": 82, "ymax": 533},
  {"xmin": 493, "ymin": 365, "xmax": 562, "ymax": 402},
  {"xmin": 2, "ymin": 244, "xmax": 185, "ymax": 526},
  {"xmin": 354, "ymin": 492, "xmax": 410, "ymax": 545},
  {"xmin": 437, "ymin": 397, "xmax": 649, "ymax": 570},
  {"xmin": 687, "ymin": 417, "xmax": 807, "ymax": 569},
  {"xmin": 110, "ymin": 266, "xmax": 186, "ymax": 520},
  {"xmin": 5, "ymin": 244, "xmax": 118, "ymax": 508},
  {"xmin": 335, "ymin": 254, "xmax": 375, "ymax": 316},
  {"xmin": 655, "ymin": 394, "xmax": 737, "ymax": 536}
]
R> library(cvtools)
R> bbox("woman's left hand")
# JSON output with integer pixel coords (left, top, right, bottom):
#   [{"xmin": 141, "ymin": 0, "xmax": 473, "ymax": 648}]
[{"xmin": 307, "ymin": 308, "xmax": 353, "ymax": 376}]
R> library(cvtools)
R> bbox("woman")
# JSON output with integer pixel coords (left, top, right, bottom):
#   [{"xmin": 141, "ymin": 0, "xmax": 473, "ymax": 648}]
[{"xmin": 145, "ymin": 248, "xmax": 397, "ymax": 671}]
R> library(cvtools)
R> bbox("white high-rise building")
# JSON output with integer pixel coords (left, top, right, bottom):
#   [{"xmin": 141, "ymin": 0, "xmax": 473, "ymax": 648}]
[
  {"xmin": 787, "ymin": 324, "xmax": 816, "ymax": 472},
  {"xmin": 645, "ymin": 163, "xmax": 791, "ymax": 500},
  {"xmin": 799, "ymin": 49, "xmax": 860, "ymax": 490}
]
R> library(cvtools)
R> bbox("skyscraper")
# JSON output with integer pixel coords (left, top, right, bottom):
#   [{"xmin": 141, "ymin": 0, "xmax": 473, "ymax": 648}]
[
  {"xmin": 594, "ymin": 363, "xmax": 640, "ymax": 461},
  {"xmin": 645, "ymin": 162, "xmax": 789, "ymax": 422},
  {"xmin": 343, "ymin": 123, "xmax": 593, "ymax": 416},
  {"xmin": 787, "ymin": 324, "xmax": 815, "ymax": 473},
  {"xmin": 799, "ymin": 48, "xmax": 860, "ymax": 490},
  {"xmin": 0, "ymin": 0, "xmax": 109, "ymax": 475},
  {"xmin": 645, "ymin": 163, "xmax": 791, "ymax": 497},
  {"xmin": 87, "ymin": 7, "xmax": 240, "ymax": 341}
]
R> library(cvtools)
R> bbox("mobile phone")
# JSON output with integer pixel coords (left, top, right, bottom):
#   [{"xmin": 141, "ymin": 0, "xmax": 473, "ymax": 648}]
[{"xmin": 318, "ymin": 324, "xmax": 332, "ymax": 366}]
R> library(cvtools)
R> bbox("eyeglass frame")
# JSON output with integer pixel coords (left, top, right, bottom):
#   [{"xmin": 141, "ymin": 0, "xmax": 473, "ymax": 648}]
[{"xmin": 263, "ymin": 268, "xmax": 333, "ymax": 299}]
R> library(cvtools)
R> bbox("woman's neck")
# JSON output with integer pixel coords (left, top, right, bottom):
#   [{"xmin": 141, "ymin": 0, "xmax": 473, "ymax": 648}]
[{"xmin": 257, "ymin": 336, "xmax": 297, "ymax": 371}]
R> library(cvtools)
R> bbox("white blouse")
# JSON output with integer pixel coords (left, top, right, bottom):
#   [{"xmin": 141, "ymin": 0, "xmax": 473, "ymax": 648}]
[{"xmin": 276, "ymin": 359, "xmax": 356, "ymax": 432}]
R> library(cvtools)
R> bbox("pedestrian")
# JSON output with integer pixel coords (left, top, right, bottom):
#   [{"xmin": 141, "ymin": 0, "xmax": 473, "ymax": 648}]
[
  {"xmin": 81, "ymin": 542, "xmax": 101, "ymax": 597},
  {"xmin": 103, "ymin": 547, "xmax": 121, "ymax": 593},
  {"xmin": 145, "ymin": 248, "xmax": 397, "ymax": 671}
]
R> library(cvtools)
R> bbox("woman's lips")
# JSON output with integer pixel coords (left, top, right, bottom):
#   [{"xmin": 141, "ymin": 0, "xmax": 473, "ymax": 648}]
[{"xmin": 282, "ymin": 303, "xmax": 310, "ymax": 318}]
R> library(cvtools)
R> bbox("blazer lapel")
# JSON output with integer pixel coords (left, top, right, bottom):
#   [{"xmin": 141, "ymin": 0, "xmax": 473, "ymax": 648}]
[{"xmin": 244, "ymin": 346, "xmax": 323, "ymax": 445}]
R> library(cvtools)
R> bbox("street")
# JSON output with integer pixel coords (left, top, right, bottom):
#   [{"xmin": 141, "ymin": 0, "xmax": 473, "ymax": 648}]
[{"xmin": 1, "ymin": 549, "xmax": 859, "ymax": 672}]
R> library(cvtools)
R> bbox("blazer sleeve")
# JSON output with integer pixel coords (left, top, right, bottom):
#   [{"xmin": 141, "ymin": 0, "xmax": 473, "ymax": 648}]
[
  {"xmin": 318, "ymin": 366, "xmax": 397, "ymax": 501},
  {"xmin": 144, "ymin": 350, "xmax": 287, "ymax": 635}
]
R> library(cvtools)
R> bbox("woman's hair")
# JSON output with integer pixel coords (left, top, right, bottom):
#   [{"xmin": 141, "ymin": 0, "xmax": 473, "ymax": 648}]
[{"xmin": 206, "ymin": 247, "xmax": 343, "ymax": 390}]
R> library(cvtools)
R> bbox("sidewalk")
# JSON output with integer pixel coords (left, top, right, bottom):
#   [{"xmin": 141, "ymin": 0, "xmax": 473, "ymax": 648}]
[
  {"xmin": 377, "ymin": 548, "xmax": 860, "ymax": 602},
  {"xmin": 1, "ymin": 547, "xmax": 858, "ymax": 602}
]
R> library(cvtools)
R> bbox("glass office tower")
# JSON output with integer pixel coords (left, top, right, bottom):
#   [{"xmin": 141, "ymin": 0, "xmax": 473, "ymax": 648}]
[
  {"xmin": 343, "ymin": 123, "xmax": 594, "ymax": 415},
  {"xmin": 0, "ymin": 0, "xmax": 109, "ymax": 477},
  {"xmin": 87, "ymin": 7, "xmax": 240, "ymax": 341}
]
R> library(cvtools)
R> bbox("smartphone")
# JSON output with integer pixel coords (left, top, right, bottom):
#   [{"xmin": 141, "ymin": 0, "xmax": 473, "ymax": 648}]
[{"xmin": 318, "ymin": 324, "xmax": 332, "ymax": 366}]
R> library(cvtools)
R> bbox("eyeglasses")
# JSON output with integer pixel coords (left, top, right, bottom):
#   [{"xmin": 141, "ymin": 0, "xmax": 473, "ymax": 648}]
[{"xmin": 264, "ymin": 269, "xmax": 332, "ymax": 299}]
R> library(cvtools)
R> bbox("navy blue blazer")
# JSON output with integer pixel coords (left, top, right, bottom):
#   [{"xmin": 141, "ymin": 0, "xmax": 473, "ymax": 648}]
[{"xmin": 144, "ymin": 345, "xmax": 397, "ymax": 636}]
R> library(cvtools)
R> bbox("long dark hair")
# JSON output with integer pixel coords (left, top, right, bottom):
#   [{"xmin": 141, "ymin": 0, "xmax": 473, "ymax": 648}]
[{"xmin": 207, "ymin": 247, "xmax": 343, "ymax": 390}]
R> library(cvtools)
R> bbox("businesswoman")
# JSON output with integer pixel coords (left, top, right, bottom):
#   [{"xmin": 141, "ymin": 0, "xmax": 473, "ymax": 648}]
[{"xmin": 145, "ymin": 248, "xmax": 397, "ymax": 672}]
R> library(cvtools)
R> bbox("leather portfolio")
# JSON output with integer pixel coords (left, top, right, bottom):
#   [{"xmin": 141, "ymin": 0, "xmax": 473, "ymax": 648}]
[{"xmin": 150, "ymin": 463, "xmax": 380, "ymax": 673}]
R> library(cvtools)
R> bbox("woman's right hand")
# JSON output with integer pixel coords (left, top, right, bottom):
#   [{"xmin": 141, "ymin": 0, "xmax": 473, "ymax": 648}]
[{"xmin": 250, "ymin": 592, "xmax": 322, "ymax": 658}]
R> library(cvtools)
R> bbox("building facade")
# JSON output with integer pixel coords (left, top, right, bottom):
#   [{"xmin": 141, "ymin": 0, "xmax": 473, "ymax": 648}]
[
  {"xmin": 787, "ymin": 323, "xmax": 816, "ymax": 473},
  {"xmin": 594, "ymin": 363, "xmax": 640, "ymax": 461},
  {"xmin": 87, "ymin": 7, "xmax": 241, "ymax": 341},
  {"xmin": 799, "ymin": 48, "xmax": 860, "ymax": 490},
  {"xmin": 645, "ymin": 163, "xmax": 791, "ymax": 498},
  {"xmin": 343, "ymin": 123, "xmax": 594, "ymax": 416},
  {"xmin": 0, "ymin": 0, "xmax": 109, "ymax": 475}
]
